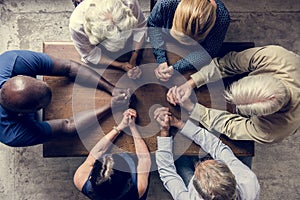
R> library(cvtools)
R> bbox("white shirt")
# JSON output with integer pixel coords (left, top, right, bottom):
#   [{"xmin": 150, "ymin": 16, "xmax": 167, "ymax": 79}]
[
  {"xmin": 69, "ymin": 0, "xmax": 146, "ymax": 64},
  {"xmin": 156, "ymin": 120, "xmax": 260, "ymax": 200}
]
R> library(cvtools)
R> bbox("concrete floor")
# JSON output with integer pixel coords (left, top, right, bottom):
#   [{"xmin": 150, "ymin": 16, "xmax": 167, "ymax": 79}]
[{"xmin": 0, "ymin": 0, "xmax": 299, "ymax": 199}]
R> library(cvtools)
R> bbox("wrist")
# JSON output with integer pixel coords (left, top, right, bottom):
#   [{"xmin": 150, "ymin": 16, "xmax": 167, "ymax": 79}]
[
  {"xmin": 113, "ymin": 125, "xmax": 121, "ymax": 134},
  {"xmin": 160, "ymin": 129, "xmax": 169, "ymax": 137},
  {"xmin": 187, "ymin": 103, "xmax": 196, "ymax": 114},
  {"xmin": 113, "ymin": 61, "xmax": 123, "ymax": 68},
  {"xmin": 132, "ymin": 49, "xmax": 139, "ymax": 54},
  {"xmin": 188, "ymin": 78, "xmax": 196, "ymax": 88},
  {"xmin": 174, "ymin": 120, "xmax": 185, "ymax": 130}
]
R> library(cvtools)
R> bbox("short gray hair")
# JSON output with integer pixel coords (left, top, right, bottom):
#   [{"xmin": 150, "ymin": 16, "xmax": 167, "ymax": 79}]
[
  {"xmin": 84, "ymin": 0, "xmax": 138, "ymax": 51},
  {"xmin": 224, "ymin": 75, "xmax": 289, "ymax": 117},
  {"xmin": 193, "ymin": 160, "xmax": 237, "ymax": 200}
]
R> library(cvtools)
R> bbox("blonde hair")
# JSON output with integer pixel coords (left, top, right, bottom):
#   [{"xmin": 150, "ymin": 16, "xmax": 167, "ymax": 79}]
[
  {"xmin": 84, "ymin": 0, "xmax": 138, "ymax": 51},
  {"xmin": 171, "ymin": 0, "xmax": 216, "ymax": 44},
  {"xmin": 193, "ymin": 160, "xmax": 237, "ymax": 200},
  {"xmin": 224, "ymin": 75, "xmax": 289, "ymax": 117}
]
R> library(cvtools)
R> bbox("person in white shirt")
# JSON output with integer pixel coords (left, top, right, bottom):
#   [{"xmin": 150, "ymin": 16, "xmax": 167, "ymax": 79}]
[
  {"xmin": 154, "ymin": 107, "xmax": 260, "ymax": 200},
  {"xmin": 69, "ymin": 0, "xmax": 146, "ymax": 79}
]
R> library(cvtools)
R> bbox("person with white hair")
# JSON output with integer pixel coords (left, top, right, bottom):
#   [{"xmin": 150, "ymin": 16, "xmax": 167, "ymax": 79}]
[
  {"xmin": 167, "ymin": 45, "xmax": 300, "ymax": 144},
  {"xmin": 154, "ymin": 106, "xmax": 260, "ymax": 200},
  {"xmin": 69, "ymin": 0, "xmax": 146, "ymax": 79}
]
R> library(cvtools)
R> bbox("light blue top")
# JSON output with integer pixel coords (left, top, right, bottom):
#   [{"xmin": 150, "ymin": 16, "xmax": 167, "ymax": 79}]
[{"xmin": 156, "ymin": 120, "xmax": 260, "ymax": 200}]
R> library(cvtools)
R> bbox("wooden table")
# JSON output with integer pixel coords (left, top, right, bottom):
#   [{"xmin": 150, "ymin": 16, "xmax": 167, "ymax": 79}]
[{"xmin": 43, "ymin": 42, "xmax": 254, "ymax": 157}]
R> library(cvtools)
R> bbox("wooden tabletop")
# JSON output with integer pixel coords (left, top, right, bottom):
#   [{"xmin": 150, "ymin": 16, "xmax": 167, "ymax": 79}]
[{"xmin": 42, "ymin": 42, "xmax": 254, "ymax": 157}]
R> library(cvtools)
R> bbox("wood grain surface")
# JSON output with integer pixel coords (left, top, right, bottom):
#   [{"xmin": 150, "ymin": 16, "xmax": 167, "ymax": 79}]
[{"xmin": 42, "ymin": 42, "xmax": 254, "ymax": 157}]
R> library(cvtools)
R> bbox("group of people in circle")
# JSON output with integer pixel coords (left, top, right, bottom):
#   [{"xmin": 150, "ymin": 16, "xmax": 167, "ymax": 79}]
[{"xmin": 0, "ymin": 0, "xmax": 299, "ymax": 199}]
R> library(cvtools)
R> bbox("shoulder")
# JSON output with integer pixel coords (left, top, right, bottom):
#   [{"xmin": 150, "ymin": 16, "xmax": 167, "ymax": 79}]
[
  {"xmin": 215, "ymin": 0, "xmax": 230, "ymax": 24},
  {"xmin": 151, "ymin": 0, "xmax": 180, "ymax": 13},
  {"xmin": 74, "ymin": 155, "xmax": 95, "ymax": 191},
  {"xmin": 229, "ymin": 162, "xmax": 260, "ymax": 199},
  {"xmin": 0, "ymin": 50, "xmax": 50, "ymax": 66},
  {"xmin": 69, "ymin": 0, "xmax": 89, "ymax": 30}
]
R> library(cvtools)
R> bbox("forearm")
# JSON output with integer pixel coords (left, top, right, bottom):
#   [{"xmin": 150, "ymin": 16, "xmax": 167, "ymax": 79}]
[
  {"xmin": 156, "ymin": 137, "xmax": 189, "ymax": 199},
  {"xmin": 173, "ymin": 50, "xmax": 211, "ymax": 73},
  {"xmin": 89, "ymin": 125, "xmax": 121, "ymax": 160},
  {"xmin": 68, "ymin": 61, "xmax": 114, "ymax": 93},
  {"xmin": 130, "ymin": 126, "xmax": 150, "ymax": 165},
  {"xmin": 98, "ymin": 54, "xmax": 124, "ymax": 70},
  {"xmin": 148, "ymin": 19, "xmax": 168, "ymax": 64},
  {"xmin": 50, "ymin": 104, "xmax": 111, "ymax": 134},
  {"xmin": 130, "ymin": 125, "xmax": 151, "ymax": 198},
  {"xmin": 132, "ymin": 34, "xmax": 145, "ymax": 52},
  {"xmin": 189, "ymin": 103, "xmax": 254, "ymax": 140}
]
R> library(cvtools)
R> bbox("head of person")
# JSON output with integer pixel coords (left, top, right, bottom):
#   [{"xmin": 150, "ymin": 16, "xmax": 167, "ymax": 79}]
[
  {"xmin": 170, "ymin": 0, "xmax": 217, "ymax": 45},
  {"xmin": 193, "ymin": 160, "xmax": 237, "ymax": 200},
  {"xmin": 84, "ymin": 0, "xmax": 138, "ymax": 52},
  {"xmin": 0, "ymin": 75, "xmax": 52, "ymax": 113},
  {"xmin": 88, "ymin": 153, "xmax": 136, "ymax": 200},
  {"xmin": 224, "ymin": 75, "xmax": 289, "ymax": 117}
]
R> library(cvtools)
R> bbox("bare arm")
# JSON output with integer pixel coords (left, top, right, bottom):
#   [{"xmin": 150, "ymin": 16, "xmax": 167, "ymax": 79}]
[
  {"xmin": 130, "ymin": 124, "xmax": 151, "ymax": 198},
  {"xmin": 73, "ymin": 119, "xmax": 124, "ymax": 191},
  {"xmin": 49, "ymin": 56, "xmax": 115, "ymax": 94},
  {"xmin": 47, "ymin": 103, "xmax": 111, "ymax": 137},
  {"xmin": 73, "ymin": 108, "xmax": 134, "ymax": 191}
]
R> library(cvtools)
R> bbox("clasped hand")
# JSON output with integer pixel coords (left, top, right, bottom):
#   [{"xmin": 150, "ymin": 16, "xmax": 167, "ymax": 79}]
[
  {"xmin": 120, "ymin": 62, "xmax": 142, "ymax": 80},
  {"xmin": 111, "ymin": 88, "xmax": 131, "ymax": 106},
  {"xmin": 154, "ymin": 62, "xmax": 174, "ymax": 82},
  {"xmin": 118, "ymin": 108, "xmax": 137, "ymax": 130},
  {"xmin": 154, "ymin": 107, "xmax": 184, "ymax": 137}
]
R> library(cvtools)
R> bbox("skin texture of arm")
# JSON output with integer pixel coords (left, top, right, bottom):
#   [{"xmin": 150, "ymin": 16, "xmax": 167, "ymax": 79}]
[
  {"xmin": 49, "ymin": 55, "xmax": 131, "ymax": 105},
  {"xmin": 49, "ymin": 55, "xmax": 115, "ymax": 93},
  {"xmin": 73, "ymin": 109, "xmax": 136, "ymax": 191},
  {"xmin": 73, "ymin": 123, "xmax": 122, "ymax": 191},
  {"xmin": 47, "ymin": 103, "xmax": 111, "ymax": 138},
  {"xmin": 130, "ymin": 125, "xmax": 151, "ymax": 198}
]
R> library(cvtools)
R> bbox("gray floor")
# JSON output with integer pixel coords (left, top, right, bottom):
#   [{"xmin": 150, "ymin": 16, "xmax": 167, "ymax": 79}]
[{"xmin": 0, "ymin": 0, "xmax": 300, "ymax": 199}]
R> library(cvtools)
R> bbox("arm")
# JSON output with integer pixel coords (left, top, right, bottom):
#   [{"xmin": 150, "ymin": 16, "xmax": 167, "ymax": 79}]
[
  {"xmin": 189, "ymin": 103, "xmax": 258, "ymax": 141},
  {"xmin": 172, "ymin": 49, "xmax": 212, "ymax": 73},
  {"xmin": 154, "ymin": 109, "xmax": 189, "ymax": 199},
  {"xmin": 190, "ymin": 47, "xmax": 265, "ymax": 88},
  {"xmin": 73, "ymin": 123, "xmax": 123, "ymax": 190},
  {"xmin": 49, "ymin": 56, "xmax": 115, "ymax": 93},
  {"xmin": 156, "ymin": 137, "xmax": 190, "ymax": 200},
  {"xmin": 147, "ymin": 0, "xmax": 170, "ymax": 64},
  {"xmin": 130, "ymin": 125, "xmax": 151, "ymax": 198},
  {"xmin": 180, "ymin": 120, "xmax": 260, "ymax": 199},
  {"xmin": 129, "ymin": 0, "xmax": 147, "ymax": 67},
  {"xmin": 47, "ymin": 103, "xmax": 111, "ymax": 137},
  {"xmin": 73, "ymin": 108, "xmax": 133, "ymax": 191},
  {"xmin": 49, "ymin": 56, "xmax": 131, "ymax": 104}
]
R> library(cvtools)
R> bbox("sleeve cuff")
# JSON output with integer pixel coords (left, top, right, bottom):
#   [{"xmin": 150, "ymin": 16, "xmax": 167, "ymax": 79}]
[
  {"xmin": 190, "ymin": 72, "xmax": 206, "ymax": 88},
  {"xmin": 190, "ymin": 59, "xmax": 219, "ymax": 88},
  {"xmin": 157, "ymin": 136, "xmax": 173, "ymax": 150},
  {"xmin": 189, "ymin": 103, "xmax": 207, "ymax": 121},
  {"xmin": 180, "ymin": 120, "xmax": 200, "ymax": 140},
  {"xmin": 82, "ymin": 47, "xmax": 102, "ymax": 65},
  {"xmin": 133, "ymin": 28, "xmax": 146, "ymax": 42}
]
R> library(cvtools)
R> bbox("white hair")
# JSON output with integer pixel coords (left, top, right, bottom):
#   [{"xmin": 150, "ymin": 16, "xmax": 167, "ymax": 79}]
[
  {"xmin": 224, "ymin": 75, "xmax": 289, "ymax": 117},
  {"xmin": 84, "ymin": 0, "xmax": 137, "ymax": 51}
]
